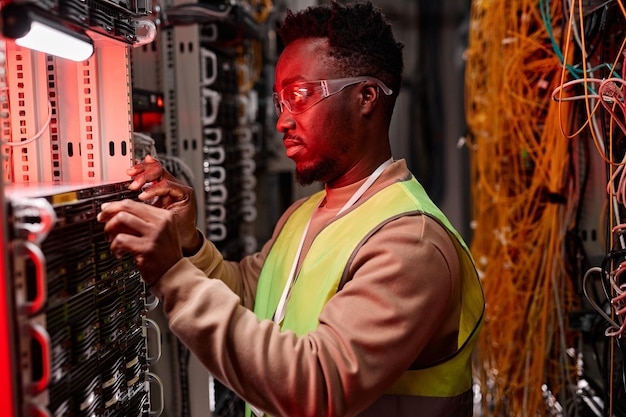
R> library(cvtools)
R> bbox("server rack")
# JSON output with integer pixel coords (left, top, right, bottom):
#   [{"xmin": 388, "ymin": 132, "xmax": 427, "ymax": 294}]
[
  {"xmin": 1, "ymin": 141, "xmax": 19, "ymax": 417},
  {"xmin": 130, "ymin": 1, "xmax": 276, "ymax": 415},
  {"xmin": 0, "ymin": 1, "xmax": 164, "ymax": 416}
]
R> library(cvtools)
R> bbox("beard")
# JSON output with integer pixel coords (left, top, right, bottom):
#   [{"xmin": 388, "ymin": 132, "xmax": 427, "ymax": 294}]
[{"xmin": 294, "ymin": 158, "xmax": 336, "ymax": 186}]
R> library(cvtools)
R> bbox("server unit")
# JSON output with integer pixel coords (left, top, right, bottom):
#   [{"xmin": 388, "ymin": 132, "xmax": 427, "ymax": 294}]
[{"xmin": 6, "ymin": 182, "xmax": 163, "ymax": 417}]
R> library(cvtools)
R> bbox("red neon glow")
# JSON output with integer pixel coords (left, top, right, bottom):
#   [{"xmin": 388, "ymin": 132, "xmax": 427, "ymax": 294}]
[
  {"xmin": 133, "ymin": 112, "xmax": 163, "ymax": 132},
  {"xmin": 0, "ymin": 217, "xmax": 15, "ymax": 417}
]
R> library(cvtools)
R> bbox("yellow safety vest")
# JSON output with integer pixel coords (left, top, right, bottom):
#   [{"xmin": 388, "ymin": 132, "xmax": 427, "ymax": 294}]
[{"xmin": 248, "ymin": 176, "xmax": 484, "ymax": 416}]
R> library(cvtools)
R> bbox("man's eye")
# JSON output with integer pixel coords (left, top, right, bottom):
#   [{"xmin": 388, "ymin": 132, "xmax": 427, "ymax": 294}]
[{"xmin": 290, "ymin": 85, "xmax": 315, "ymax": 103}]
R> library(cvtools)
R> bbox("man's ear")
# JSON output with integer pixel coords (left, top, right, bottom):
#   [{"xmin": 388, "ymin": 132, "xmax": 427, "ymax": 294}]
[{"xmin": 360, "ymin": 84, "xmax": 379, "ymax": 116}]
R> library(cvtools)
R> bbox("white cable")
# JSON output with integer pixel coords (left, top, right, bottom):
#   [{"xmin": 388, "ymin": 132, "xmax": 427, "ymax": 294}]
[
  {"xmin": 3, "ymin": 101, "xmax": 52, "ymax": 147},
  {"xmin": 583, "ymin": 267, "xmax": 621, "ymax": 328}
]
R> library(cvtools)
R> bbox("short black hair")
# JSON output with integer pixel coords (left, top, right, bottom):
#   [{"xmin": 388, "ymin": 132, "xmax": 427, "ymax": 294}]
[{"xmin": 276, "ymin": 1, "xmax": 404, "ymax": 99}]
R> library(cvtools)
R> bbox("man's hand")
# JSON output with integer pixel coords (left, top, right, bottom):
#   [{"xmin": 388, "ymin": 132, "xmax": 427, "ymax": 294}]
[
  {"xmin": 97, "ymin": 199, "xmax": 183, "ymax": 285},
  {"xmin": 127, "ymin": 155, "xmax": 201, "ymax": 252}
]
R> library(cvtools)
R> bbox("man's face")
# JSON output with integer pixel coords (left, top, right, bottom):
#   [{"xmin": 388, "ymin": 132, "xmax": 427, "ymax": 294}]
[{"xmin": 274, "ymin": 38, "xmax": 361, "ymax": 186}]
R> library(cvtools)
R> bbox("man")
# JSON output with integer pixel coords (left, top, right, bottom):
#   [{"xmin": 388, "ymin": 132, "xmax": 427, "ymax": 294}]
[{"xmin": 98, "ymin": 2, "xmax": 484, "ymax": 416}]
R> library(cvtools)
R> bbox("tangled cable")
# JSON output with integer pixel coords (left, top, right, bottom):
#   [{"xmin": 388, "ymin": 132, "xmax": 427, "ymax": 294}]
[
  {"xmin": 466, "ymin": 0, "xmax": 626, "ymax": 414},
  {"xmin": 599, "ymin": 227, "xmax": 626, "ymax": 338}
]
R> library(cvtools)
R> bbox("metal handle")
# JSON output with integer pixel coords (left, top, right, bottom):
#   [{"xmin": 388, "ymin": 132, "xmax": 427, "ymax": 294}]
[
  {"xmin": 201, "ymin": 88, "xmax": 222, "ymax": 126},
  {"xmin": 145, "ymin": 371, "xmax": 164, "ymax": 417},
  {"xmin": 144, "ymin": 292, "xmax": 159, "ymax": 312},
  {"xmin": 12, "ymin": 197, "xmax": 57, "ymax": 244},
  {"xmin": 206, "ymin": 165, "xmax": 226, "ymax": 184},
  {"xmin": 203, "ymin": 126, "xmax": 223, "ymax": 146},
  {"xmin": 201, "ymin": 48, "xmax": 218, "ymax": 86},
  {"xmin": 22, "ymin": 241, "xmax": 47, "ymax": 316},
  {"xmin": 28, "ymin": 323, "xmax": 51, "ymax": 395},
  {"xmin": 206, "ymin": 184, "xmax": 228, "ymax": 203},
  {"xmin": 142, "ymin": 317, "xmax": 162, "ymax": 365},
  {"xmin": 206, "ymin": 145, "xmax": 225, "ymax": 165},
  {"xmin": 241, "ymin": 204, "xmax": 258, "ymax": 223},
  {"xmin": 208, "ymin": 223, "xmax": 227, "ymax": 241}
]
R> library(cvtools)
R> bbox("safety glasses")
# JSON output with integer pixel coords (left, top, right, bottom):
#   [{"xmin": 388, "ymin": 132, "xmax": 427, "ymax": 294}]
[{"xmin": 272, "ymin": 76, "xmax": 393, "ymax": 116}]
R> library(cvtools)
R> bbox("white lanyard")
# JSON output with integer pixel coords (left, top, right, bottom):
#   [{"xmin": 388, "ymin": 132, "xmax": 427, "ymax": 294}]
[
  {"xmin": 250, "ymin": 159, "xmax": 393, "ymax": 416},
  {"xmin": 272, "ymin": 158, "xmax": 393, "ymax": 324}
]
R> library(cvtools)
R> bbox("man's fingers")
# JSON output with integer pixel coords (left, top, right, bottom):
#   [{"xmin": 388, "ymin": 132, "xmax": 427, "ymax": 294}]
[
  {"xmin": 108, "ymin": 232, "xmax": 155, "ymax": 260},
  {"xmin": 127, "ymin": 155, "xmax": 165, "ymax": 191},
  {"xmin": 100, "ymin": 205, "xmax": 150, "ymax": 243},
  {"xmin": 137, "ymin": 180, "xmax": 191, "ymax": 206},
  {"xmin": 98, "ymin": 199, "xmax": 162, "ymax": 224},
  {"xmin": 96, "ymin": 196, "xmax": 182, "ymax": 283},
  {"xmin": 126, "ymin": 155, "xmax": 152, "ymax": 179}
]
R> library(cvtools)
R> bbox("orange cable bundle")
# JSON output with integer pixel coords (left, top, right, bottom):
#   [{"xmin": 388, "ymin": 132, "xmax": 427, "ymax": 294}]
[{"xmin": 465, "ymin": 0, "xmax": 581, "ymax": 414}]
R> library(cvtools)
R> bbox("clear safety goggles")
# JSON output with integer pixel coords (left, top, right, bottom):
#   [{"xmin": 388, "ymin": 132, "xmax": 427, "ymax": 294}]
[{"xmin": 272, "ymin": 76, "xmax": 393, "ymax": 116}]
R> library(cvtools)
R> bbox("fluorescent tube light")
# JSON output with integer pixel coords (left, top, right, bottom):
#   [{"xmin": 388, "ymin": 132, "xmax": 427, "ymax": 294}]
[
  {"xmin": 16, "ymin": 20, "xmax": 93, "ymax": 62},
  {"xmin": 1, "ymin": 4, "xmax": 94, "ymax": 62}
]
